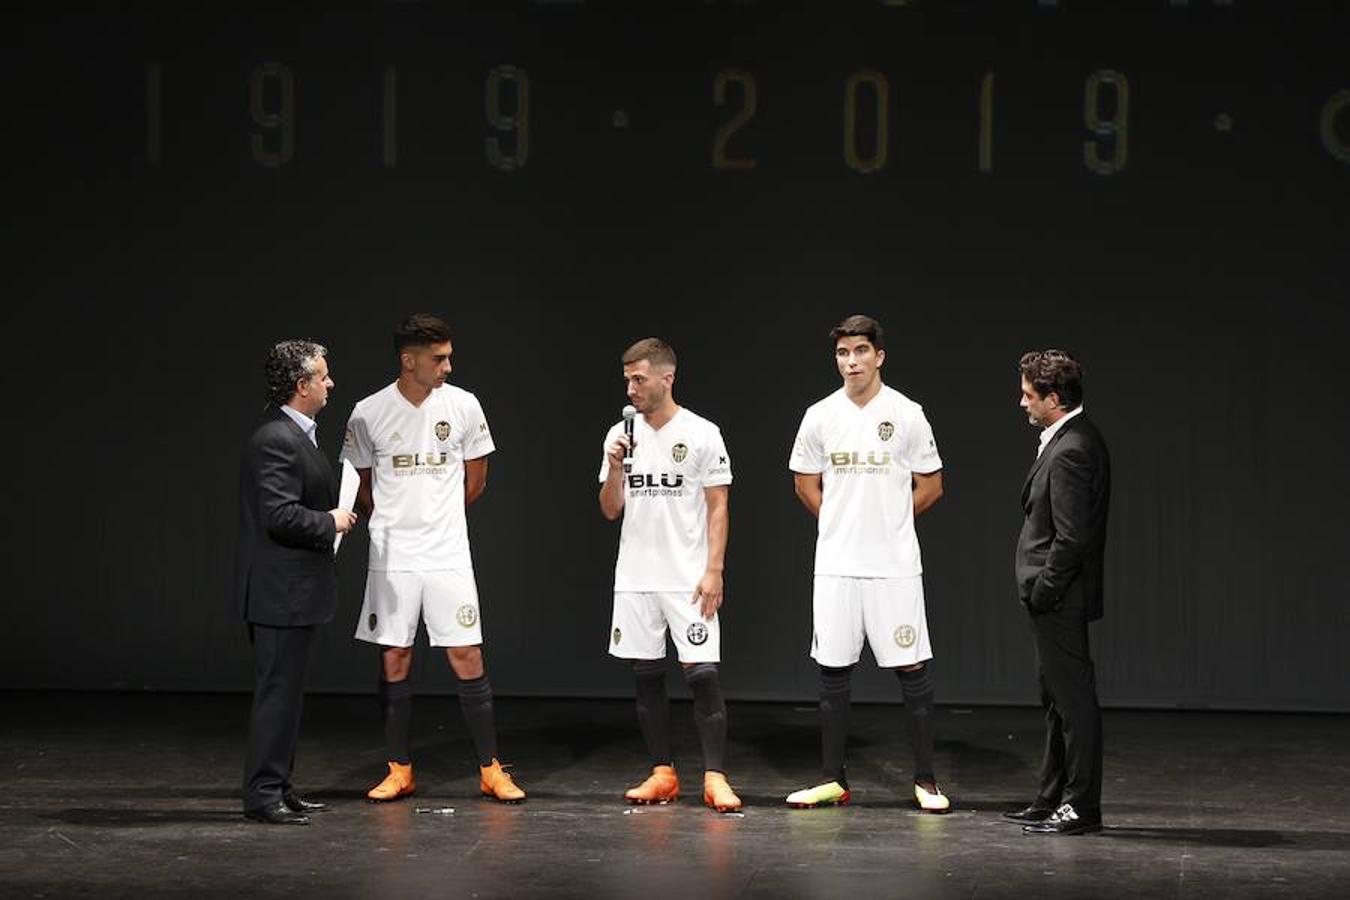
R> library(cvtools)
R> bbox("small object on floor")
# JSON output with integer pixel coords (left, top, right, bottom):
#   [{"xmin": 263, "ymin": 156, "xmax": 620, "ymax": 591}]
[
  {"xmin": 413, "ymin": 807, "xmax": 456, "ymax": 815},
  {"xmin": 785, "ymin": 781, "xmax": 850, "ymax": 808}
]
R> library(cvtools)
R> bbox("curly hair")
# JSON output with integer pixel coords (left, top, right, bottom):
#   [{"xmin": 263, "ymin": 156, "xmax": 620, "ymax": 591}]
[
  {"xmin": 1019, "ymin": 349, "xmax": 1083, "ymax": 410},
  {"xmin": 264, "ymin": 340, "xmax": 327, "ymax": 407}
]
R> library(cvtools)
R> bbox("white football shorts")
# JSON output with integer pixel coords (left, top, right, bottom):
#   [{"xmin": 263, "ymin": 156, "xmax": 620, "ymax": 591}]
[{"xmin": 810, "ymin": 575, "xmax": 932, "ymax": 668}]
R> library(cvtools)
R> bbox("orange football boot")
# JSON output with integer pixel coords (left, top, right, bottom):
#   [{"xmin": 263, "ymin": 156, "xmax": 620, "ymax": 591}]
[
  {"xmin": 367, "ymin": 761, "xmax": 415, "ymax": 802},
  {"xmin": 480, "ymin": 759, "xmax": 526, "ymax": 803},
  {"xmin": 702, "ymin": 771, "xmax": 742, "ymax": 813},
  {"xmin": 624, "ymin": 765, "xmax": 680, "ymax": 805}
]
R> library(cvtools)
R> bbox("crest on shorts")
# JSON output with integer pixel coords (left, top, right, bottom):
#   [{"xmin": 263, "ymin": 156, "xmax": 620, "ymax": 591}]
[
  {"xmin": 435, "ymin": 421, "xmax": 451, "ymax": 442},
  {"xmin": 687, "ymin": 622, "xmax": 709, "ymax": 646},
  {"xmin": 672, "ymin": 442, "xmax": 689, "ymax": 464},
  {"xmin": 894, "ymin": 625, "xmax": 916, "ymax": 648},
  {"xmin": 456, "ymin": 604, "xmax": 478, "ymax": 628},
  {"xmin": 878, "ymin": 421, "xmax": 896, "ymax": 441},
  {"xmin": 612, "ymin": 628, "xmax": 622, "ymax": 646},
  {"xmin": 368, "ymin": 613, "xmax": 378, "ymax": 630}
]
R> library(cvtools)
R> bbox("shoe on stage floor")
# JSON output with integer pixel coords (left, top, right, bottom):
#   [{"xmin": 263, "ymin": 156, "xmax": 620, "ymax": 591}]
[
  {"xmin": 702, "ymin": 772, "xmax": 742, "ymax": 813},
  {"xmin": 625, "ymin": 765, "xmax": 680, "ymax": 805},
  {"xmin": 1003, "ymin": 802, "xmax": 1056, "ymax": 824},
  {"xmin": 913, "ymin": 781, "xmax": 951, "ymax": 813},
  {"xmin": 1022, "ymin": 803, "xmax": 1102, "ymax": 835},
  {"xmin": 282, "ymin": 792, "xmax": 327, "ymax": 813},
  {"xmin": 244, "ymin": 800, "xmax": 310, "ymax": 825},
  {"xmin": 785, "ymin": 781, "xmax": 850, "ymax": 808},
  {"xmin": 480, "ymin": 759, "xmax": 526, "ymax": 803},
  {"xmin": 367, "ymin": 761, "xmax": 415, "ymax": 802}
]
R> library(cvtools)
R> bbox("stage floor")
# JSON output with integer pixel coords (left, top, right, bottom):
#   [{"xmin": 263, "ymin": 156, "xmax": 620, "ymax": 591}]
[{"xmin": 2, "ymin": 693, "xmax": 1347, "ymax": 898}]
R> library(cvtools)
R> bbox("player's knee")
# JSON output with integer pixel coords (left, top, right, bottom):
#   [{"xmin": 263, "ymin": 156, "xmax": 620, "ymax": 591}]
[
  {"xmin": 682, "ymin": 662, "xmax": 719, "ymax": 685},
  {"xmin": 633, "ymin": 658, "xmax": 666, "ymax": 681},
  {"xmin": 381, "ymin": 647, "xmax": 414, "ymax": 680},
  {"xmin": 447, "ymin": 646, "xmax": 484, "ymax": 679}
]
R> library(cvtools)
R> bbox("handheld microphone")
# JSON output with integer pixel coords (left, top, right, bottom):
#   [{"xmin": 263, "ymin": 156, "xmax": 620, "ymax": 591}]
[{"xmin": 622, "ymin": 405, "xmax": 636, "ymax": 473}]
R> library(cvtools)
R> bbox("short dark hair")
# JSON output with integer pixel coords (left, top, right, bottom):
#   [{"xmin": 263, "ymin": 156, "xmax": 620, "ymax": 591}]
[
  {"xmin": 830, "ymin": 314, "xmax": 884, "ymax": 352},
  {"xmin": 394, "ymin": 313, "xmax": 453, "ymax": 361},
  {"xmin": 622, "ymin": 337, "xmax": 677, "ymax": 370},
  {"xmin": 1019, "ymin": 349, "xmax": 1084, "ymax": 410},
  {"xmin": 264, "ymin": 340, "xmax": 327, "ymax": 407}
]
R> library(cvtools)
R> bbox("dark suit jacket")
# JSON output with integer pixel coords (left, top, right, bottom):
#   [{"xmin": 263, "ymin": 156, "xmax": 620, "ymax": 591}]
[
  {"xmin": 1015, "ymin": 412, "xmax": 1111, "ymax": 621},
  {"xmin": 234, "ymin": 409, "xmax": 339, "ymax": 627}
]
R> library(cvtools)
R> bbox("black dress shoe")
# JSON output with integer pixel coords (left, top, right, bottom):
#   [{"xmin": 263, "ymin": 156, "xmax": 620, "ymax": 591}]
[
  {"xmin": 244, "ymin": 800, "xmax": 311, "ymax": 826},
  {"xmin": 283, "ymin": 792, "xmax": 327, "ymax": 813},
  {"xmin": 1022, "ymin": 803, "xmax": 1101, "ymax": 835},
  {"xmin": 1003, "ymin": 803, "xmax": 1057, "ymax": 824}
]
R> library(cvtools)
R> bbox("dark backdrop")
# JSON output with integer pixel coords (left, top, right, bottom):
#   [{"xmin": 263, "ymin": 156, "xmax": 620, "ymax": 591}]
[{"xmin": 4, "ymin": 2, "xmax": 1347, "ymax": 710}]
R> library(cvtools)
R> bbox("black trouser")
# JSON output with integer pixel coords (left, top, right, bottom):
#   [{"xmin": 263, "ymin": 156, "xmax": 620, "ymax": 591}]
[
  {"xmin": 242, "ymin": 623, "xmax": 316, "ymax": 811},
  {"xmin": 1029, "ymin": 582, "xmax": 1102, "ymax": 815}
]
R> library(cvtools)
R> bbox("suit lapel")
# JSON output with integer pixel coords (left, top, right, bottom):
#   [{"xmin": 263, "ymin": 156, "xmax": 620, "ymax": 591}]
[
  {"xmin": 1021, "ymin": 415, "xmax": 1083, "ymax": 503},
  {"xmin": 277, "ymin": 411, "xmax": 338, "ymax": 504}
]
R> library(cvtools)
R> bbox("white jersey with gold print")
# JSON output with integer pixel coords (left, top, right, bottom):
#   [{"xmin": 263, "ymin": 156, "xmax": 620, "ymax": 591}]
[
  {"xmin": 341, "ymin": 382, "xmax": 495, "ymax": 572},
  {"xmin": 599, "ymin": 408, "xmax": 732, "ymax": 592},
  {"xmin": 789, "ymin": 384, "xmax": 941, "ymax": 578}
]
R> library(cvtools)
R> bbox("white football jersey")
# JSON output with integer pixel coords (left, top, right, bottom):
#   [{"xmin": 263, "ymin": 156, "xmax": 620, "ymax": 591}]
[
  {"xmin": 341, "ymin": 382, "xmax": 495, "ymax": 572},
  {"xmin": 599, "ymin": 408, "xmax": 732, "ymax": 592},
  {"xmin": 789, "ymin": 384, "xmax": 941, "ymax": 578}
]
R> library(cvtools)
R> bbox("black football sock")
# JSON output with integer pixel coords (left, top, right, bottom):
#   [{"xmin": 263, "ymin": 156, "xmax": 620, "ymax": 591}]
[
  {"xmin": 379, "ymin": 677, "xmax": 414, "ymax": 765},
  {"xmin": 820, "ymin": 664, "xmax": 854, "ymax": 787},
  {"xmin": 896, "ymin": 665, "xmax": 937, "ymax": 785},
  {"xmin": 633, "ymin": 659, "xmax": 672, "ymax": 767},
  {"xmin": 456, "ymin": 674, "xmax": 499, "ymax": 767},
  {"xmin": 683, "ymin": 663, "xmax": 727, "ymax": 774}
]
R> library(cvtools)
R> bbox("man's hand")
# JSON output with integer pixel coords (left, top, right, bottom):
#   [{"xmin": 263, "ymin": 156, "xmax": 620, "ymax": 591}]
[
  {"xmin": 605, "ymin": 434, "xmax": 632, "ymax": 470},
  {"xmin": 330, "ymin": 508, "xmax": 358, "ymax": 533},
  {"xmin": 691, "ymin": 570, "xmax": 724, "ymax": 620}
]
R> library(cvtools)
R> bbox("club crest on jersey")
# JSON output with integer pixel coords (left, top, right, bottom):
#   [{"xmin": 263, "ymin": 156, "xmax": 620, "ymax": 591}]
[
  {"xmin": 368, "ymin": 613, "xmax": 378, "ymax": 631},
  {"xmin": 435, "ymin": 420, "xmax": 451, "ymax": 442},
  {"xmin": 894, "ymin": 625, "xmax": 916, "ymax": 648},
  {"xmin": 612, "ymin": 628, "xmax": 622, "ymax": 646},
  {"xmin": 687, "ymin": 622, "xmax": 708, "ymax": 646},
  {"xmin": 344, "ymin": 428, "xmax": 355, "ymax": 447},
  {"xmin": 878, "ymin": 421, "xmax": 895, "ymax": 441},
  {"xmin": 456, "ymin": 604, "xmax": 478, "ymax": 628},
  {"xmin": 672, "ymin": 442, "xmax": 689, "ymax": 464}
]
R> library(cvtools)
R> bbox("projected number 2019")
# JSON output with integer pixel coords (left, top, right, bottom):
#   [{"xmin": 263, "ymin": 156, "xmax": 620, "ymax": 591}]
[{"xmin": 143, "ymin": 63, "xmax": 1350, "ymax": 174}]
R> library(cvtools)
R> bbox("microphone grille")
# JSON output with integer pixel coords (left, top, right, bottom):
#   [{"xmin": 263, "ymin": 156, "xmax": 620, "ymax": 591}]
[{"xmin": 622, "ymin": 405, "xmax": 637, "ymax": 420}]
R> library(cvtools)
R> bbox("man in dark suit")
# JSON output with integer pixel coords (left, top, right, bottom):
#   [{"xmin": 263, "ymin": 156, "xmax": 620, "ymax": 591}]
[
  {"xmin": 236, "ymin": 340, "xmax": 357, "ymax": 825},
  {"xmin": 1007, "ymin": 349, "xmax": 1111, "ymax": 836}
]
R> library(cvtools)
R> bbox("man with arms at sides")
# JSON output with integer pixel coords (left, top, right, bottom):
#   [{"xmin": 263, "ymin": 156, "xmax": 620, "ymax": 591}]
[
  {"xmin": 341, "ymin": 314, "xmax": 524, "ymax": 804},
  {"xmin": 1007, "ymin": 349, "xmax": 1110, "ymax": 836},
  {"xmin": 599, "ymin": 338, "xmax": 741, "ymax": 812},
  {"xmin": 237, "ymin": 340, "xmax": 357, "ymax": 825},
  {"xmin": 786, "ymin": 314, "xmax": 950, "ymax": 812}
]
